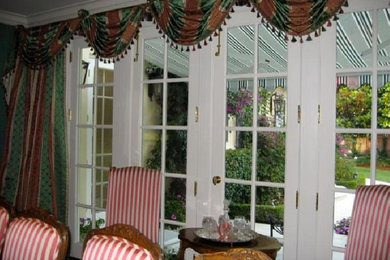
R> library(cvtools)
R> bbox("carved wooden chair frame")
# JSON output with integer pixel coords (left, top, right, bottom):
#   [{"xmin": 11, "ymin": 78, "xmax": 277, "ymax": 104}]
[
  {"xmin": 83, "ymin": 224, "xmax": 164, "ymax": 259},
  {"xmin": 195, "ymin": 248, "xmax": 272, "ymax": 260}
]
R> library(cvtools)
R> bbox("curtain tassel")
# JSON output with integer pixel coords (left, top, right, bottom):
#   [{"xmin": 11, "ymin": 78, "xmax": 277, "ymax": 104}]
[
  {"xmin": 343, "ymin": 0, "xmax": 349, "ymax": 7},
  {"xmin": 291, "ymin": 36, "xmax": 297, "ymax": 43},
  {"xmin": 322, "ymin": 26, "xmax": 326, "ymax": 32},
  {"xmin": 204, "ymin": 40, "xmax": 208, "ymax": 46},
  {"xmin": 284, "ymin": 35, "xmax": 289, "ymax": 42},
  {"xmin": 306, "ymin": 34, "xmax": 312, "ymax": 41},
  {"xmin": 300, "ymin": 37, "xmax": 303, "ymax": 43},
  {"xmin": 327, "ymin": 20, "xmax": 332, "ymax": 27},
  {"xmin": 257, "ymin": 12, "xmax": 260, "ymax": 18},
  {"xmin": 186, "ymin": 46, "xmax": 190, "ymax": 52},
  {"xmin": 209, "ymin": 36, "xmax": 213, "ymax": 42},
  {"xmin": 192, "ymin": 45, "xmax": 196, "ymax": 51},
  {"xmin": 197, "ymin": 43, "xmax": 202, "ymax": 49},
  {"xmin": 333, "ymin": 15, "xmax": 339, "ymax": 21},
  {"xmin": 251, "ymin": 7, "xmax": 255, "ymax": 12},
  {"xmin": 314, "ymin": 30, "xmax": 319, "ymax": 37}
]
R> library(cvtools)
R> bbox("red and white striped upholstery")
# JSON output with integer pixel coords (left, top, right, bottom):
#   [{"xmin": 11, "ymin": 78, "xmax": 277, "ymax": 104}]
[
  {"xmin": 0, "ymin": 206, "xmax": 10, "ymax": 254},
  {"xmin": 344, "ymin": 185, "xmax": 390, "ymax": 260},
  {"xmin": 106, "ymin": 167, "xmax": 162, "ymax": 243},
  {"xmin": 2, "ymin": 217, "xmax": 61, "ymax": 260},
  {"xmin": 82, "ymin": 234, "xmax": 153, "ymax": 260}
]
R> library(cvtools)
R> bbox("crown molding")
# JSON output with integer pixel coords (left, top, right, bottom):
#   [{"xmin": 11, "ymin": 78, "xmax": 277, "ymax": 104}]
[
  {"xmin": 26, "ymin": 0, "xmax": 146, "ymax": 27},
  {"xmin": 0, "ymin": 10, "xmax": 28, "ymax": 26}
]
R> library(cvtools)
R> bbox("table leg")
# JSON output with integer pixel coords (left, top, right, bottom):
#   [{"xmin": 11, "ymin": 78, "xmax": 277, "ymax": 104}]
[{"xmin": 178, "ymin": 240, "xmax": 186, "ymax": 260}]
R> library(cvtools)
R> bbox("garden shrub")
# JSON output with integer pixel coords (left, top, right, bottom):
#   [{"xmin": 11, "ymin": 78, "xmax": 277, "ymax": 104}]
[{"xmin": 229, "ymin": 203, "xmax": 284, "ymax": 223}]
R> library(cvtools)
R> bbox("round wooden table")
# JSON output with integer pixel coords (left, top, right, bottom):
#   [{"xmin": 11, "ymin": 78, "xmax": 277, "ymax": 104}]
[{"xmin": 178, "ymin": 228, "xmax": 282, "ymax": 260}]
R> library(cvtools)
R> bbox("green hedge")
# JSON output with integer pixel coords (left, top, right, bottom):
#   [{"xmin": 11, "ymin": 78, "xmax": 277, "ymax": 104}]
[
  {"xmin": 229, "ymin": 203, "xmax": 284, "ymax": 223},
  {"xmin": 336, "ymin": 176, "xmax": 365, "ymax": 189}
]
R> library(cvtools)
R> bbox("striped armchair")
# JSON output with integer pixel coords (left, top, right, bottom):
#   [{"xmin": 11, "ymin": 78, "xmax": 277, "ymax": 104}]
[
  {"xmin": 106, "ymin": 166, "xmax": 162, "ymax": 243},
  {"xmin": 2, "ymin": 208, "xmax": 69, "ymax": 260},
  {"xmin": 0, "ymin": 199, "xmax": 14, "ymax": 256},
  {"xmin": 82, "ymin": 224, "xmax": 163, "ymax": 260},
  {"xmin": 344, "ymin": 185, "xmax": 390, "ymax": 260}
]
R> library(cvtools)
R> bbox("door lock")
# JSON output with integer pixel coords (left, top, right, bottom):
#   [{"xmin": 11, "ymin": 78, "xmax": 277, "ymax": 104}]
[{"xmin": 212, "ymin": 176, "xmax": 221, "ymax": 185}]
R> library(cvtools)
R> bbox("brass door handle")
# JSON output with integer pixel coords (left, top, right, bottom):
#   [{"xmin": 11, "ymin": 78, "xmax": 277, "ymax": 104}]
[{"xmin": 212, "ymin": 176, "xmax": 221, "ymax": 185}]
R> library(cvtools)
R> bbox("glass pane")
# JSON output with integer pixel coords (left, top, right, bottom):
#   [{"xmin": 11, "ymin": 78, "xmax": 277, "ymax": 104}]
[
  {"xmin": 165, "ymin": 177, "xmax": 186, "ymax": 222},
  {"xmin": 104, "ymin": 98, "xmax": 113, "ymax": 125},
  {"xmin": 167, "ymin": 82, "xmax": 188, "ymax": 126},
  {"xmin": 78, "ymin": 87, "xmax": 94, "ymax": 125},
  {"xmin": 258, "ymin": 24, "xmax": 287, "ymax": 73},
  {"xmin": 333, "ymin": 252, "xmax": 345, "ymax": 260},
  {"xmin": 226, "ymin": 183, "xmax": 251, "ymax": 219},
  {"xmin": 258, "ymin": 79, "xmax": 287, "ymax": 127},
  {"xmin": 96, "ymin": 128, "xmax": 102, "ymax": 154},
  {"xmin": 164, "ymin": 224, "xmax": 181, "ymax": 259},
  {"xmin": 377, "ymin": 9, "xmax": 390, "ymax": 66},
  {"xmin": 95, "ymin": 182, "xmax": 108, "ymax": 208},
  {"xmin": 97, "ymin": 65, "xmax": 114, "ymax": 83},
  {"xmin": 77, "ymin": 168, "xmax": 91, "ymax": 205},
  {"xmin": 103, "ymin": 155, "xmax": 112, "ymax": 168},
  {"xmin": 335, "ymin": 134, "xmax": 370, "ymax": 189},
  {"xmin": 80, "ymin": 48, "xmax": 95, "ymax": 85},
  {"xmin": 97, "ymin": 97, "xmax": 102, "ymax": 125},
  {"xmin": 143, "ymin": 83, "xmax": 163, "ymax": 125},
  {"xmin": 144, "ymin": 38, "xmax": 164, "ymax": 80},
  {"xmin": 333, "ymin": 192, "xmax": 355, "ymax": 248},
  {"xmin": 103, "ymin": 129, "xmax": 112, "ymax": 153},
  {"xmin": 225, "ymin": 131, "xmax": 252, "ymax": 180},
  {"xmin": 143, "ymin": 130, "xmax": 162, "ymax": 169},
  {"xmin": 336, "ymin": 75, "xmax": 372, "ymax": 128},
  {"xmin": 255, "ymin": 187, "xmax": 284, "ymax": 239},
  {"xmin": 377, "ymin": 72, "xmax": 390, "ymax": 129},
  {"xmin": 96, "ymin": 210, "xmax": 106, "ymax": 228},
  {"xmin": 78, "ymin": 207, "xmax": 92, "ymax": 242},
  {"xmin": 166, "ymin": 130, "xmax": 187, "ymax": 174},
  {"xmin": 226, "ymin": 79, "xmax": 253, "ymax": 127},
  {"xmin": 78, "ymin": 127, "xmax": 93, "ymax": 165},
  {"xmin": 227, "ymin": 25, "xmax": 254, "ymax": 74},
  {"xmin": 376, "ymin": 134, "xmax": 390, "ymax": 185},
  {"xmin": 257, "ymin": 132, "xmax": 285, "ymax": 182},
  {"xmin": 168, "ymin": 44, "xmax": 189, "ymax": 78},
  {"xmin": 336, "ymin": 11, "xmax": 372, "ymax": 69},
  {"xmin": 105, "ymin": 86, "xmax": 113, "ymax": 97}
]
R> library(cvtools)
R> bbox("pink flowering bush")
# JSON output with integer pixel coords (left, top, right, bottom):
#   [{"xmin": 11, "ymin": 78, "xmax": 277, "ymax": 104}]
[{"xmin": 226, "ymin": 87, "xmax": 272, "ymax": 127}]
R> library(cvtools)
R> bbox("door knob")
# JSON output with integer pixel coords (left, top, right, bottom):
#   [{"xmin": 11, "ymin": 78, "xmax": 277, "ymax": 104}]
[{"xmin": 212, "ymin": 176, "xmax": 221, "ymax": 185}]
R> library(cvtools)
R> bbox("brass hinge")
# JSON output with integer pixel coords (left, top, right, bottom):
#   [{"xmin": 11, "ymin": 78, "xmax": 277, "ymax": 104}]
[
  {"xmin": 318, "ymin": 105, "xmax": 321, "ymax": 124},
  {"xmin": 316, "ymin": 192, "xmax": 319, "ymax": 211},
  {"xmin": 194, "ymin": 181, "xmax": 197, "ymax": 197},
  {"xmin": 298, "ymin": 105, "xmax": 301, "ymax": 123},
  {"xmin": 215, "ymin": 33, "xmax": 221, "ymax": 57},
  {"xmin": 133, "ymin": 33, "xmax": 140, "ymax": 62},
  {"xmin": 68, "ymin": 109, "xmax": 72, "ymax": 121},
  {"xmin": 195, "ymin": 106, "xmax": 199, "ymax": 122},
  {"xmin": 296, "ymin": 190, "xmax": 299, "ymax": 209},
  {"xmin": 69, "ymin": 51, "xmax": 73, "ymax": 63}
]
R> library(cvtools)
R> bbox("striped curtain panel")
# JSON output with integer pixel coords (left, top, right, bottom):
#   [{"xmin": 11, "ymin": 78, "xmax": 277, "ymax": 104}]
[{"xmin": 0, "ymin": 54, "xmax": 67, "ymax": 222}]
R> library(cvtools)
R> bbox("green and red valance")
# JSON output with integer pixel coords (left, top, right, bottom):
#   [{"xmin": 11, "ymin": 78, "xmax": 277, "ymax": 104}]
[
  {"xmin": 249, "ymin": 0, "xmax": 348, "ymax": 41},
  {"xmin": 149, "ymin": 0, "xmax": 236, "ymax": 47},
  {"xmin": 19, "ymin": 18, "xmax": 81, "ymax": 69},
  {"xmin": 79, "ymin": 6, "xmax": 145, "ymax": 62}
]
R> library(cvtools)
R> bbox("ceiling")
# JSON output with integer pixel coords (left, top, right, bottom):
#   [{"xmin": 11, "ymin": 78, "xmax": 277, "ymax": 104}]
[
  {"xmin": 0, "ymin": 0, "xmax": 143, "ymax": 26},
  {"xmin": 0, "ymin": 0, "xmax": 90, "ymax": 16}
]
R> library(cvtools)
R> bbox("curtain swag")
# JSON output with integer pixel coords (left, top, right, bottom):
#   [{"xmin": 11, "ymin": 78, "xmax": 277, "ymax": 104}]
[{"xmin": 8, "ymin": 0, "xmax": 347, "ymax": 69}]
